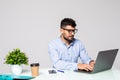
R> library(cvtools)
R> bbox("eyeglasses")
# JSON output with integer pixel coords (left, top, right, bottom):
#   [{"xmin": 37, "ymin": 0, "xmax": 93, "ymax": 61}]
[{"xmin": 62, "ymin": 28, "xmax": 78, "ymax": 34}]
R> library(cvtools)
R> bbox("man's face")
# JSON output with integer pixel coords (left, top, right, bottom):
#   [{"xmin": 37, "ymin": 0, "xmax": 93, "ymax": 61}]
[{"xmin": 60, "ymin": 25, "xmax": 78, "ymax": 42}]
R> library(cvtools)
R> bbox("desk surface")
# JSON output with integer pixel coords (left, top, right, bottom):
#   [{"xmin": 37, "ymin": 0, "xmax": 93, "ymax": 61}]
[{"xmin": 21, "ymin": 68, "xmax": 120, "ymax": 80}]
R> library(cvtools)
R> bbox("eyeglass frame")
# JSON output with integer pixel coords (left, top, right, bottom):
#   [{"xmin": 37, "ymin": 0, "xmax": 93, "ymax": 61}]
[{"xmin": 62, "ymin": 28, "xmax": 78, "ymax": 34}]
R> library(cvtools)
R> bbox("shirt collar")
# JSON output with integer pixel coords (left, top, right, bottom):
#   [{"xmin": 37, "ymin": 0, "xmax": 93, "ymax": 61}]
[{"xmin": 59, "ymin": 37, "xmax": 75, "ymax": 47}]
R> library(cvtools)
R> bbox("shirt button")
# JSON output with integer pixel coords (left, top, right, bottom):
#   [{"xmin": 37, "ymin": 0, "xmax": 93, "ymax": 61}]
[{"xmin": 68, "ymin": 53, "xmax": 70, "ymax": 55}]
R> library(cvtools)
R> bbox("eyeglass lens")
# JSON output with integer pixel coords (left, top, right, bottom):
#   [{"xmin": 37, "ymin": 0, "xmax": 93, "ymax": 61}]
[{"xmin": 63, "ymin": 28, "xmax": 78, "ymax": 33}]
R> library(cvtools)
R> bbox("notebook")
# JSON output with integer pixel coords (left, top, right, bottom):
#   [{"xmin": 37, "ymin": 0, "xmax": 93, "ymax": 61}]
[{"xmin": 0, "ymin": 74, "xmax": 33, "ymax": 80}]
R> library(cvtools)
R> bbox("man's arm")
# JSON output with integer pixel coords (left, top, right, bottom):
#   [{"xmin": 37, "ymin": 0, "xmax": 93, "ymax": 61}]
[
  {"xmin": 77, "ymin": 42, "xmax": 95, "ymax": 71},
  {"xmin": 48, "ymin": 43, "xmax": 78, "ymax": 70}
]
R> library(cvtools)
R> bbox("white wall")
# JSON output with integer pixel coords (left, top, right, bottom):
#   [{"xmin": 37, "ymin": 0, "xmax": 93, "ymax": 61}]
[{"xmin": 0, "ymin": 0, "xmax": 120, "ymax": 73}]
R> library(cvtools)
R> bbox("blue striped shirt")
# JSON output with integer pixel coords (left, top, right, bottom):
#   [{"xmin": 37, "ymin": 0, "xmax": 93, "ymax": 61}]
[{"xmin": 48, "ymin": 37, "xmax": 91, "ymax": 70}]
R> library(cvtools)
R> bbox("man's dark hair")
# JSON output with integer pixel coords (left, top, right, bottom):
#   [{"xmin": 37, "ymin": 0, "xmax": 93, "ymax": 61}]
[{"xmin": 60, "ymin": 18, "xmax": 77, "ymax": 28}]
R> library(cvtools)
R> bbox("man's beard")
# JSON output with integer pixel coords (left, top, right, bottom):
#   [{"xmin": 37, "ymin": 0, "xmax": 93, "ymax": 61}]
[{"xmin": 63, "ymin": 35, "xmax": 74, "ymax": 43}]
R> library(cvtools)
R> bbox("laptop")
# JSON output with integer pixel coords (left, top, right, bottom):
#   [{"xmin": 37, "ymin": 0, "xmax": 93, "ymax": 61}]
[{"xmin": 74, "ymin": 49, "xmax": 119, "ymax": 74}]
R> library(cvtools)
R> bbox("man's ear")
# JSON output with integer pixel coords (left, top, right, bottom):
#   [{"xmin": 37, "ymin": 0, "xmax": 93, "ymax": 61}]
[{"xmin": 60, "ymin": 28, "xmax": 63, "ymax": 34}]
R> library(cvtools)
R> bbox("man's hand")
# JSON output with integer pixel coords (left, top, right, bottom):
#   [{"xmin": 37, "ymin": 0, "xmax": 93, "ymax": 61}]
[
  {"xmin": 89, "ymin": 60, "xmax": 95, "ymax": 68},
  {"xmin": 77, "ymin": 63, "xmax": 94, "ymax": 72}
]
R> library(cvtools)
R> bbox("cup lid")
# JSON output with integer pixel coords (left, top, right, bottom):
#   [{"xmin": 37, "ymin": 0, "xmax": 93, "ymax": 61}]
[{"xmin": 30, "ymin": 63, "xmax": 39, "ymax": 67}]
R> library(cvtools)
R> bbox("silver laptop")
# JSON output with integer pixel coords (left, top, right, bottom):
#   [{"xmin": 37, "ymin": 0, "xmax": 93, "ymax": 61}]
[{"xmin": 75, "ymin": 49, "xmax": 119, "ymax": 73}]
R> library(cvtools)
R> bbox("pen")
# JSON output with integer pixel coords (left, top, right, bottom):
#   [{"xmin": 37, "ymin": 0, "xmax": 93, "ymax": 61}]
[{"xmin": 57, "ymin": 70, "xmax": 64, "ymax": 73}]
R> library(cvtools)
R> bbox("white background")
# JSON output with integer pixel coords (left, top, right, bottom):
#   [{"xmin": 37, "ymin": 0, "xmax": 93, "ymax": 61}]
[{"xmin": 0, "ymin": 0, "xmax": 120, "ymax": 73}]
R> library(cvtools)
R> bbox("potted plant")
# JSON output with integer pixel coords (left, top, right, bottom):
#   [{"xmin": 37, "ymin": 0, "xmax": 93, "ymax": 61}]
[{"xmin": 4, "ymin": 48, "xmax": 29, "ymax": 75}]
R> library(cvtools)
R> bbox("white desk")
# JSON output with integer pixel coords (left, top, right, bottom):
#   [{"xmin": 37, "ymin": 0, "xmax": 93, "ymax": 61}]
[{"xmin": 22, "ymin": 68, "xmax": 120, "ymax": 80}]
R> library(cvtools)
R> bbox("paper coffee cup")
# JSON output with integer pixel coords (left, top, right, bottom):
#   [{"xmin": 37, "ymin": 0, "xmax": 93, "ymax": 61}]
[{"xmin": 30, "ymin": 63, "xmax": 39, "ymax": 77}]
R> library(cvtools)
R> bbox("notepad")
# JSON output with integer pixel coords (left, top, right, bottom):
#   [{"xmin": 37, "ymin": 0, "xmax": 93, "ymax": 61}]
[{"xmin": 13, "ymin": 75, "xmax": 33, "ymax": 79}]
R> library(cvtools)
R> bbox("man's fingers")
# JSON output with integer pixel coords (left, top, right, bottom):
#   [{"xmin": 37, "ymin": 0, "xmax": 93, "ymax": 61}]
[
  {"xmin": 84, "ymin": 67, "xmax": 89, "ymax": 71},
  {"xmin": 77, "ymin": 63, "xmax": 94, "ymax": 71},
  {"xmin": 85, "ymin": 65, "xmax": 93, "ymax": 71}
]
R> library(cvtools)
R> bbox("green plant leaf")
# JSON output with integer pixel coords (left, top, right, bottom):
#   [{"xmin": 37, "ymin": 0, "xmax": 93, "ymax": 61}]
[{"xmin": 4, "ymin": 48, "xmax": 29, "ymax": 65}]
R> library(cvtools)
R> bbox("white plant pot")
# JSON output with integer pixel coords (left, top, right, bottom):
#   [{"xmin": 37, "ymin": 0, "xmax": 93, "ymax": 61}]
[{"xmin": 11, "ymin": 65, "xmax": 22, "ymax": 75}]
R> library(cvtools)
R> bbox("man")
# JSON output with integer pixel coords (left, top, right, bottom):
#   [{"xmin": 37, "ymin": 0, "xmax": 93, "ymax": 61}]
[{"xmin": 48, "ymin": 18, "xmax": 95, "ymax": 71}]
